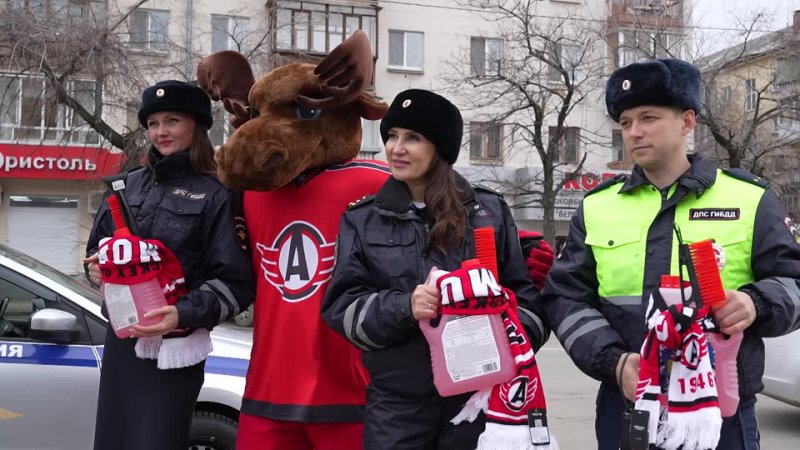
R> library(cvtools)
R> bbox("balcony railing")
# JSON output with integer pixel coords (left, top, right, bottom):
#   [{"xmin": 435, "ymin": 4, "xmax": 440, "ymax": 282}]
[{"xmin": 609, "ymin": 0, "xmax": 683, "ymax": 26}]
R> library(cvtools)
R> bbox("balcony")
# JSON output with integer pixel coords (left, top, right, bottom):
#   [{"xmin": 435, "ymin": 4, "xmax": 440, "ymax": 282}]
[{"xmin": 608, "ymin": 0, "xmax": 683, "ymax": 28}]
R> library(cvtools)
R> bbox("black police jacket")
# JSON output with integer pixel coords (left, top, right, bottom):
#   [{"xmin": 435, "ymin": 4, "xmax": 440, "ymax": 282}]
[
  {"xmin": 86, "ymin": 149, "xmax": 254, "ymax": 330},
  {"xmin": 542, "ymin": 154, "xmax": 800, "ymax": 408},
  {"xmin": 322, "ymin": 173, "xmax": 548, "ymax": 397}
]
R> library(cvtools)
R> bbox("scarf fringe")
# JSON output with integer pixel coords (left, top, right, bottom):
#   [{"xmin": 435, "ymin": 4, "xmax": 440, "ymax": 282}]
[
  {"xmin": 133, "ymin": 329, "xmax": 212, "ymax": 370},
  {"xmin": 134, "ymin": 336, "xmax": 162, "ymax": 359},
  {"xmin": 657, "ymin": 406, "xmax": 722, "ymax": 450},
  {"xmin": 477, "ymin": 422, "xmax": 559, "ymax": 450},
  {"xmin": 451, "ymin": 388, "xmax": 491, "ymax": 425},
  {"xmin": 157, "ymin": 329, "xmax": 213, "ymax": 369},
  {"xmin": 633, "ymin": 378, "xmax": 661, "ymax": 445}
]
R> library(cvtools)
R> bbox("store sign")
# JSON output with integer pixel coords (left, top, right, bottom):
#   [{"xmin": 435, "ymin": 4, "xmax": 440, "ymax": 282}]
[
  {"xmin": 563, "ymin": 172, "xmax": 622, "ymax": 192},
  {"xmin": 513, "ymin": 169, "xmax": 628, "ymax": 222},
  {"xmin": 0, "ymin": 144, "xmax": 124, "ymax": 180}
]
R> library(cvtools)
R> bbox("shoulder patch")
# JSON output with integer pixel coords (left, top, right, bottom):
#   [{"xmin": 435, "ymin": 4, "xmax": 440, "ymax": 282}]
[
  {"xmin": 473, "ymin": 184, "xmax": 502, "ymax": 196},
  {"xmin": 722, "ymin": 168, "xmax": 769, "ymax": 189},
  {"xmin": 347, "ymin": 194, "xmax": 375, "ymax": 210},
  {"xmin": 583, "ymin": 173, "xmax": 628, "ymax": 197}
]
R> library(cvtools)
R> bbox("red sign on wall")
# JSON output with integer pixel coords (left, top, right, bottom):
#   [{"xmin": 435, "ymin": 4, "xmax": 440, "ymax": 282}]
[
  {"xmin": 563, "ymin": 172, "xmax": 623, "ymax": 192},
  {"xmin": 0, "ymin": 144, "xmax": 124, "ymax": 180}
]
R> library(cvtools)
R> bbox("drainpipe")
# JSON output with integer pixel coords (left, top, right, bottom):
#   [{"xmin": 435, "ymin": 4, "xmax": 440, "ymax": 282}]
[{"xmin": 185, "ymin": 0, "xmax": 194, "ymax": 79}]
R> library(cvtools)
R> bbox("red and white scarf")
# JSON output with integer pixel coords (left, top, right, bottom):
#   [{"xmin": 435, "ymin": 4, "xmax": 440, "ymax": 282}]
[
  {"xmin": 637, "ymin": 299, "xmax": 721, "ymax": 450},
  {"xmin": 98, "ymin": 235, "xmax": 211, "ymax": 369},
  {"xmin": 437, "ymin": 265, "xmax": 558, "ymax": 450}
]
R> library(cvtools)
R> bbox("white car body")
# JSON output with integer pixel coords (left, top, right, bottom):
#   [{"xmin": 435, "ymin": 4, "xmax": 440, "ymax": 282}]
[
  {"xmin": 0, "ymin": 243, "xmax": 252, "ymax": 449},
  {"xmin": 762, "ymin": 330, "xmax": 800, "ymax": 407}
]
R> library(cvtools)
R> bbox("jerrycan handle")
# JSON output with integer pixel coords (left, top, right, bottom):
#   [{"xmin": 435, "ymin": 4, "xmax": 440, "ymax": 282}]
[{"xmin": 420, "ymin": 268, "xmax": 450, "ymax": 333}]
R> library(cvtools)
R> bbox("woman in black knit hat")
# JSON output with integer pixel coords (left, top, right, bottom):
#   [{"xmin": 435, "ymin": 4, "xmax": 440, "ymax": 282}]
[
  {"xmin": 84, "ymin": 80, "xmax": 254, "ymax": 450},
  {"xmin": 322, "ymin": 89, "xmax": 549, "ymax": 449}
]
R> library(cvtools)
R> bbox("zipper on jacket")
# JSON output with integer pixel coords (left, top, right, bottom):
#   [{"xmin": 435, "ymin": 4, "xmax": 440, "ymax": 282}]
[{"xmin": 419, "ymin": 219, "xmax": 430, "ymax": 281}]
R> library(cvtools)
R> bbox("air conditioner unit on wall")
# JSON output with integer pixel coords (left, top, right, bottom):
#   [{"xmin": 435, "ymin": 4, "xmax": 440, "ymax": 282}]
[{"xmin": 87, "ymin": 191, "xmax": 105, "ymax": 215}]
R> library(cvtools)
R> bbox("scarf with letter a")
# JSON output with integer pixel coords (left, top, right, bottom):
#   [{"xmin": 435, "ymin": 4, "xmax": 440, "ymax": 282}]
[
  {"xmin": 636, "ymin": 301, "xmax": 721, "ymax": 449},
  {"xmin": 441, "ymin": 265, "xmax": 558, "ymax": 450},
  {"xmin": 98, "ymin": 235, "xmax": 211, "ymax": 369}
]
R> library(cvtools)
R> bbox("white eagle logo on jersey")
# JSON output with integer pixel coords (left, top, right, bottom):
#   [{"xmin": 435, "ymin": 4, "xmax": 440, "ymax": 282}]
[{"xmin": 255, "ymin": 221, "xmax": 336, "ymax": 303}]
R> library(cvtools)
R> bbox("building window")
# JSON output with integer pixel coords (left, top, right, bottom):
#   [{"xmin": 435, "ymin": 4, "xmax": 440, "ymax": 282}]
[
  {"xmin": 654, "ymin": 32, "xmax": 681, "ymax": 58},
  {"xmin": 548, "ymin": 43, "xmax": 581, "ymax": 82},
  {"xmin": 211, "ymin": 15, "xmax": 250, "ymax": 53},
  {"xmin": 130, "ymin": 8, "xmax": 170, "ymax": 52},
  {"xmin": 612, "ymin": 129, "xmax": 625, "ymax": 162},
  {"xmin": 549, "ymin": 126, "xmax": 580, "ymax": 164},
  {"xmin": 389, "ymin": 30, "xmax": 424, "ymax": 72},
  {"xmin": 618, "ymin": 29, "xmax": 651, "ymax": 68},
  {"xmin": 745, "ymin": 78, "xmax": 757, "ymax": 112},
  {"xmin": 470, "ymin": 122, "xmax": 503, "ymax": 161},
  {"xmin": 773, "ymin": 104, "xmax": 795, "ymax": 132},
  {"xmin": 776, "ymin": 58, "xmax": 800, "ymax": 86},
  {"xmin": 617, "ymin": 29, "xmax": 681, "ymax": 68},
  {"xmin": 7, "ymin": 0, "xmax": 94, "ymax": 18},
  {"xmin": 0, "ymin": 74, "xmax": 100, "ymax": 145},
  {"xmin": 470, "ymin": 37, "xmax": 502, "ymax": 77},
  {"xmin": 720, "ymin": 86, "xmax": 732, "ymax": 104},
  {"xmin": 274, "ymin": 1, "xmax": 377, "ymax": 55}
]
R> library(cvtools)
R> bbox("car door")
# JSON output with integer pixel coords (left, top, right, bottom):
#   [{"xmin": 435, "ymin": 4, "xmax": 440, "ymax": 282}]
[{"xmin": 0, "ymin": 265, "xmax": 102, "ymax": 450}]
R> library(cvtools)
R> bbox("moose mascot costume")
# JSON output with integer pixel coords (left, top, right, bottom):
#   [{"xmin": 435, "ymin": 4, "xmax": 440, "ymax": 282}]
[{"xmin": 198, "ymin": 31, "xmax": 554, "ymax": 450}]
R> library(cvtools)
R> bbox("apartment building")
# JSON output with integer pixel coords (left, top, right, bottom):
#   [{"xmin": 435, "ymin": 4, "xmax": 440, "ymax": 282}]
[
  {"xmin": 0, "ymin": 0, "xmax": 688, "ymax": 272},
  {"xmin": 696, "ymin": 10, "xmax": 800, "ymax": 219}
]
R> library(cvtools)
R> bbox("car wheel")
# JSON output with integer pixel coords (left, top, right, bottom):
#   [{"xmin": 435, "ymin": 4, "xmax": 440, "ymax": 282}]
[
  {"xmin": 188, "ymin": 410, "xmax": 237, "ymax": 450},
  {"xmin": 233, "ymin": 305, "xmax": 254, "ymax": 327}
]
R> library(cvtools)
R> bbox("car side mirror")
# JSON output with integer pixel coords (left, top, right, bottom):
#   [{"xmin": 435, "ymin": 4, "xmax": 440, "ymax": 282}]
[{"xmin": 29, "ymin": 309, "xmax": 81, "ymax": 344}]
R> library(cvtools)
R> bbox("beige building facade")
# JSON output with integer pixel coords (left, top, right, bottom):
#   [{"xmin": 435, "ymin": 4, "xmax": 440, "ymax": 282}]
[{"xmin": 0, "ymin": 0, "xmax": 689, "ymax": 270}]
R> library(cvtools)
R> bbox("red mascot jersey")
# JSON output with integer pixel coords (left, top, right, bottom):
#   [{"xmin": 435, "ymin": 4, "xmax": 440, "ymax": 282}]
[{"xmin": 241, "ymin": 160, "xmax": 389, "ymax": 423}]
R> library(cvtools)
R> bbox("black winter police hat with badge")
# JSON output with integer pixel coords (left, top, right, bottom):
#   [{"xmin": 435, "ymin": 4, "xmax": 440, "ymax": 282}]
[
  {"xmin": 380, "ymin": 89, "xmax": 464, "ymax": 165},
  {"xmin": 605, "ymin": 58, "xmax": 702, "ymax": 122},
  {"xmin": 138, "ymin": 80, "xmax": 213, "ymax": 129}
]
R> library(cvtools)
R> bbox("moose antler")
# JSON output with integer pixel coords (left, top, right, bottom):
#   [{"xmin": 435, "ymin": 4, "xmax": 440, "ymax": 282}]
[
  {"xmin": 296, "ymin": 30, "xmax": 375, "ymax": 111},
  {"xmin": 197, "ymin": 51, "xmax": 256, "ymax": 129}
]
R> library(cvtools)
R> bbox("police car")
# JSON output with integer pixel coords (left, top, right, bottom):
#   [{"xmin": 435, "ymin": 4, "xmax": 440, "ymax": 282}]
[
  {"xmin": 763, "ymin": 331, "xmax": 800, "ymax": 407},
  {"xmin": 0, "ymin": 243, "xmax": 251, "ymax": 449}
]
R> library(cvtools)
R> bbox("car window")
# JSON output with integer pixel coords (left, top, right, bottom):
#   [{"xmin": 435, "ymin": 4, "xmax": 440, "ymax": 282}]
[
  {"xmin": 0, "ymin": 275, "xmax": 43, "ymax": 339},
  {"xmin": 0, "ymin": 267, "xmax": 93, "ymax": 344},
  {"xmin": 0, "ymin": 244, "xmax": 102, "ymax": 306}
]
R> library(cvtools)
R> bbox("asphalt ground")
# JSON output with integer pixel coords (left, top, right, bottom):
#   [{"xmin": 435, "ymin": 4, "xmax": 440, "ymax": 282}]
[{"xmin": 535, "ymin": 338, "xmax": 800, "ymax": 449}]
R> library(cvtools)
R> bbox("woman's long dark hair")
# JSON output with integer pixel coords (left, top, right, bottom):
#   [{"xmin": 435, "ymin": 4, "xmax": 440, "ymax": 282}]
[
  {"xmin": 187, "ymin": 126, "xmax": 216, "ymax": 175},
  {"xmin": 146, "ymin": 125, "xmax": 216, "ymax": 176},
  {"xmin": 424, "ymin": 155, "xmax": 466, "ymax": 254}
]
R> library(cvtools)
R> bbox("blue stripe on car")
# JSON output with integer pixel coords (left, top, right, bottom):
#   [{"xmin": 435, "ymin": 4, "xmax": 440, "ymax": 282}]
[
  {"xmin": 205, "ymin": 355, "xmax": 249, "ymax": 377},
  {"xmin": 0, "ymin": 343, "xmax": 97, "ymax": 368},
  {"xmin": 0, "ymin": 343, "xmax": 249, "ymax": 377}
]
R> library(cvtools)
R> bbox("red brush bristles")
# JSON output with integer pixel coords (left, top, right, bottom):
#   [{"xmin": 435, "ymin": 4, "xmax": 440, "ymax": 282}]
[
  {"xmin": 687, "ymin": 240, "xmax": 726, "ymax": 310},
  {"xmin": 473, "ymin": 227, "xmax": 499, "ymax": 280},
  {"xmin": 106, "ymin": 195, "xmax": 131, "ymax": 237}
]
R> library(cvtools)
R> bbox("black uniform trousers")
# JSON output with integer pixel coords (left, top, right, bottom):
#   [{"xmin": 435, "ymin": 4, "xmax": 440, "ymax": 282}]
[
  {"xmin": 93, "ymin": 326, "xmax": 205, "ymax": 450},
  {"xmin": 595, "ymin": 383, "xmax": 760, "ymax": 450},
  {"xmin": 363, "ymin": 386, "xmax": 486, "ymax": 450}
]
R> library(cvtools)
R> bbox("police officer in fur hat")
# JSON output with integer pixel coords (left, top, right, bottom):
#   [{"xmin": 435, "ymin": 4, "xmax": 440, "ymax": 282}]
[
  {"xmin": 323, "ymin": 89, "xmax": 551, "ymax": 450},
  {"xmin": 542, "ymin": 58, "xmax": 800, "ymax": 449},
  {"xmin": 85, "ymin": 80, "xmax": 254, "ymax": 450}
]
